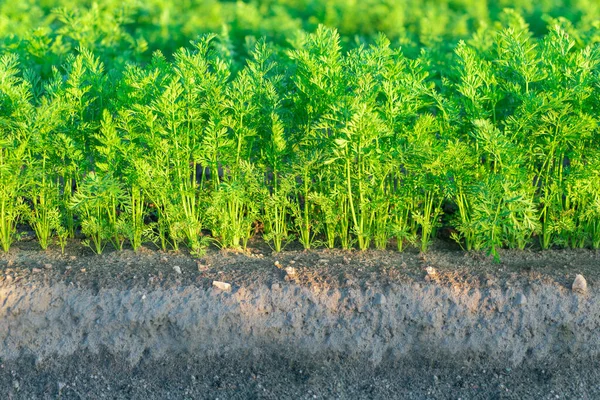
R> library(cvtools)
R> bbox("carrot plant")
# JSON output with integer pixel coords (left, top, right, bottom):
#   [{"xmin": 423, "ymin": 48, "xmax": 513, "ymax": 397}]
[
  {"xmin": 0, "ymin": 136, "xmax": 28, "ymax": 252},
  {"xmin": 204, "ymin": 47, "xmax": 262, "ymax": 250},
  {"xmin": 0, "ymin": 54, "xmax": 32, "ymax": 252},
  {"xmin": 24, "ymin": 142, "xmax": 68, "ymax": 251},
  {"xmin": 116, "ymin": 57, "xmax": 177, "ymax": 251},
  {"xmin": 69, "ymin": 171, "xmax": 125, "ymax": 254}
]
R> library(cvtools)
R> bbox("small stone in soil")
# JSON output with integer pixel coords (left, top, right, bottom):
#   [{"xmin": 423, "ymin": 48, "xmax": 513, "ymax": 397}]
[
  {"xmin": 213, "ymin": 281, "xmax": 231, "ymax": 291},
  {"xmin": 32, "ymin": 268, "xmax": 42, "ymax": 273},
  {"xmin": 514, "ymin": 293, "xmax": 527, "ymax": 307},
  {"xmin": 44, "ymin": 263, "xmax": 52, "ymax": 269},
  {"xmin": 173, "ymin": 266, "xmax": 182, "ymax": 274},
  {"xmin": 572, "ymin": 274, "xmax": 587, "ymax": 294},
  {"xmin": 285, "ymin": 266, "xmax": 297, "ymax": 277},
  {"xmin": 373, "ymin": 293, "xmax": 386, "ymax": 305}
]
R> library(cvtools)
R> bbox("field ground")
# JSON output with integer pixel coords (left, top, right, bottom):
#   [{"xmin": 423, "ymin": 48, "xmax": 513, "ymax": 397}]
[
  {"xmin": 1, "ymin": 241, "xmax": 599, "ymax": 399},
  {"xmin": 2, "ymin": 349, "xmax": 599, "ymax": 399}
]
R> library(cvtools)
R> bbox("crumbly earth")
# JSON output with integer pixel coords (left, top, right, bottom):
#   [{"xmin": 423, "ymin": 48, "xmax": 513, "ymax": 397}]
[
  {"xmin": 1, "ymin": 237, "xmax": 599, "ymax": 399},
  {"xmin": 2, "ymin": 350, "xmax": 599, "ymax": 399}
]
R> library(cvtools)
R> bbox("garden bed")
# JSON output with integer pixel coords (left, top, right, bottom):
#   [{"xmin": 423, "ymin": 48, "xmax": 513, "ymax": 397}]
[{"xmin": 1, "ymin": 242, "xmax": 600, "ymax": 398}]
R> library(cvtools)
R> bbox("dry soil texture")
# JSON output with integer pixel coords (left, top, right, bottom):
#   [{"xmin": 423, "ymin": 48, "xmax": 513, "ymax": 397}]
[{"xmin": 1, "ymin": 242, "xmax": 599, "ymax": 399}]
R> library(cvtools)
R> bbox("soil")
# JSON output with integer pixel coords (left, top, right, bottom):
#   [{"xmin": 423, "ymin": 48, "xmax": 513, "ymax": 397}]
[{"xmin": 1, "ymin": 238, "xmax": 600, "ymax": 399}]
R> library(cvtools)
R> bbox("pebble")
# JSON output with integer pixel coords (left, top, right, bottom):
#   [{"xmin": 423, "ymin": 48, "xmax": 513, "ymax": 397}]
[
  {"xmin": 274, "ymin": 261, "xmax": 282, "ymax": 268},
  {"xmin": 44, "ymin": 263, "xmax": 52, "ymax": 269},
  {"xmin": 32, "ymin": 268, "xmax": 42, "ymax": 273},
  {"xmin": 373, "ymin": 293, "xmax": 386, "ymax": 305},
  {"xmin": 173, "ymin": 266, "xmax": 182, "ymax": 274},
  {"xmin": 285, "ymin": 266, "xmax": 297, "ymax": 277},
  {"xmin": 514, "ymin": 293, "xmax": 527, "ymax": 307},
  {"xmin": 213, "ymin": 281, "xmax": 231, "ymax": 292},
  {"xmin": 425, "ymin": 266, "xmax": 437, "ymax": 276},
  {"xmin": 572, "ymin": 274, "xmax": 587, "ymax": 294}
]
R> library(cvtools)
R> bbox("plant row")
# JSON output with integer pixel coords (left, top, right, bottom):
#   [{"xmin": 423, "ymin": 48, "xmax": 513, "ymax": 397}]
[{"xmin": 1, "ymin": 21, "xmax": 600, "ymax": 258}]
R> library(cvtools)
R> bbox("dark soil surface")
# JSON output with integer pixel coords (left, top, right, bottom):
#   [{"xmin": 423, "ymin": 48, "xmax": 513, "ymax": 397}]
[
  {"xmin": 2, "ymin": 237, "xmax": 599, "ymax": 293},
  {"xmin": 1, "ymin": 238, "xmax": 600, "ymax": 399},
  {"xmin": 2, "ymin": 350, "xmax": 599, "ymax": 399}
]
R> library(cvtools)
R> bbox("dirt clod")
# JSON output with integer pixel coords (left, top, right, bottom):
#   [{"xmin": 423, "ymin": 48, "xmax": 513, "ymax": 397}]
[{"xmin": 197, "ymin": 262, "xmax": 208, "ymax": 271}]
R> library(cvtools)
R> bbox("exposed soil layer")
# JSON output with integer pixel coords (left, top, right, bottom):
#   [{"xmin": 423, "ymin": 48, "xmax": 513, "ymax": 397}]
[{"xmin": 1, "ymin": 240, "xmax": 600, "ymax": 398}]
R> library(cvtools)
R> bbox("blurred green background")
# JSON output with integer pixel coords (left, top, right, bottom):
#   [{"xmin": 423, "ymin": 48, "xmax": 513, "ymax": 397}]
[{"xmin": 2, "ymin": 0, "xmax": 600, "ymax": 69}]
